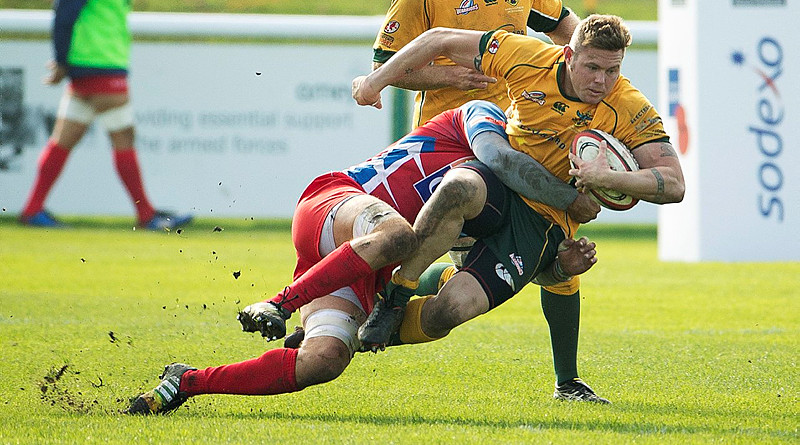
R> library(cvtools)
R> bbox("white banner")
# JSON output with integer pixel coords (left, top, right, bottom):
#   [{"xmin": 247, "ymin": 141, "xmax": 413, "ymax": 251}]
[
  {"xmin": 658, "ymin": 0, "xmax": 798, "ymax": 261},
  {"xmin": 0, "ymin": 40, "xmax": 390, "ymax": 218},
  {"xmin": 0, "ymin": 26, "xmax": 657, "ymax": 222}
]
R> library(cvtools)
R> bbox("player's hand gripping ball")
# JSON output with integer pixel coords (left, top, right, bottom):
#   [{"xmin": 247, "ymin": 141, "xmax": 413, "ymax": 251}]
[{"xmin": 570, "ymin": 129, "xmax": 640, "ymax": 210}]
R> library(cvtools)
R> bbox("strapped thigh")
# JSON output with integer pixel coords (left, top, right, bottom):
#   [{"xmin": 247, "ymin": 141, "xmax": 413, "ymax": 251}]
[
  {"xmin": 352, "ymin": 200, "xmax": 400, "ymax": 238},
  {"xmin": 56, "ymin": 91, "xmax": 95, "ymax": 124},
  {"xmin": 96, "ymin": 103, "xmax": 134, "ymax": 132},
  {"xmin": 304, "ymin": 309, "xmax": 361, "ymax": 357}
]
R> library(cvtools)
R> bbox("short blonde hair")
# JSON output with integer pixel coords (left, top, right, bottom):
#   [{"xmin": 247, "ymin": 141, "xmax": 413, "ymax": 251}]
[{"xmin": 570, "ymin": 14, "xmax": 632, "ymax": 52}]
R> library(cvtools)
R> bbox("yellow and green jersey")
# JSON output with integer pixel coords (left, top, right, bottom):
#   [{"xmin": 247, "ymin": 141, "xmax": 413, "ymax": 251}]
[
  {"xmin": 480, "ymin": 30, "xmax": 669, "ymax": 236},
  {"xmin": 373, "ymin": 0, "xmax": 564, "ymax": 127}
]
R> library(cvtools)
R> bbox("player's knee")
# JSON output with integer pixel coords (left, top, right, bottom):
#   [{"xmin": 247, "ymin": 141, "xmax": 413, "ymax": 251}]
[
  {"xmin": 382, "ymin": 222, "xmax": 418, "ymax": 260},
  {"xmin": 436, "ymin": 170, "xmax": 484, "ymax": 213},
  {"xmin": 298, "ymin": 340, "xmax": 351, "ymax": 385},
  {"xmin": 426, "ymin": 302, "xmax": 463, "ymax": 334},
  {"xmin": 423, "ymin": 277, "xmax": 487, "ymax": 334},
  {"xmin": 298, "ymin": 308, "xmax": 360, "ymax": 386}
]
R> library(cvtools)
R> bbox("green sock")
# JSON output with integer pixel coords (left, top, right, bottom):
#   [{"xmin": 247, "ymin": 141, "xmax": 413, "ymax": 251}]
[
  {"xmin": 541, "ymin": 288, "xmax": 580, "ymax": 385},
  {"xmin": 416, "ymin": 262, "xmax": 454, "ymax": 296}
]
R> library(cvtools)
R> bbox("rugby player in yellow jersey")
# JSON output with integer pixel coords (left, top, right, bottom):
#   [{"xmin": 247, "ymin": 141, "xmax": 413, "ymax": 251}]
[
  {"xmin": 373, "ymin": 0, "xmax": 579, "ymax": 127},
  {"xmin": 369, "ymin": 0, "xmax": 597, "ymax": 404},
  {"xmin": 353, "ymin": 14, "xmax": 685, "ymax": 403}
]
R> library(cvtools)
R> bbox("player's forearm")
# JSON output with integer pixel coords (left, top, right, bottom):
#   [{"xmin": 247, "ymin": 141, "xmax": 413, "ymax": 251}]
[
  {"xmin": 368, "ymin": 28, "xmax": 479, "ymax": 92},
  {"xmin": 601, "ymin": 167, "xmax": 685, "ymax": 204},
  {"xmin": 375, "ymin": 63, "xmax": 470, "ymax": 91},
  {"xmin": 473, "ymin": 132, "xmax": 577, "ymax": 210}
]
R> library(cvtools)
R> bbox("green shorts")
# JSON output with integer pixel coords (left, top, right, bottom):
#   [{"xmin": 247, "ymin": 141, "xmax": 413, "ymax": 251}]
[{"xmin": 458, "ymin": 161, "xmax": 566, "ymax": 307}]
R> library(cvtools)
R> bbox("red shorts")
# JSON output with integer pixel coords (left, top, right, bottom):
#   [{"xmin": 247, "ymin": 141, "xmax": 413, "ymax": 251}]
[
  {"xmin": 69, "ymin": 75, "xmax": 129, "ymax": 95},
  {"xmin": 291, "ymin": 172, "xmax": 392, "ymax": 314}
]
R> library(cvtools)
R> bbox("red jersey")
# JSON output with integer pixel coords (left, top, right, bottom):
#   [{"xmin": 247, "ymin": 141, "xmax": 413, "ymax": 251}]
[{"xmin": 343, "ymin": 100, "xmax": 507, "ymax": 222}]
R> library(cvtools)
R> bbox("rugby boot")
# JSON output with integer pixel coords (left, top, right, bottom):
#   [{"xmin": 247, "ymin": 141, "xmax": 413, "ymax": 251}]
[
  {"xmin": 553, "ymin": 378, "xmax": 611, "ymax": 404},
  {"xmin": 144, "ymin": 211, "xmax": 193, "ymax": 231},
  {"xmin": 283, "ymin": 326, "xmax": 305, "ymax": 349},
  {"xmin": 19, "ymin": 209, "xmax": 66, "ymax": 228},
  {"xmin": 358, "ymin": 274, "xmax": 418, "ymax": 352},
  {"xmin": 237, "ymin": 301, "xmax": 292, "ymax": 341},
  {"xmin": 126, "ymin": 363, "xmax": 196, "ymax": 415}
]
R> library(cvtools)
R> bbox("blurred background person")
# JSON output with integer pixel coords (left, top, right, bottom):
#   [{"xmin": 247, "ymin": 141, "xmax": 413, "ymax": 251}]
[{"xmin": 18, "ymin": 0, "xmax": 191, "ymax": 230}]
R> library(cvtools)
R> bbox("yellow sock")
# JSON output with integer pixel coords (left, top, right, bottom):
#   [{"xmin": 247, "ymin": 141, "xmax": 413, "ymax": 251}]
[
  {"xmin": 392, "ymin": 271, "xmax": 419, "ymax": 290},
  {"xmin": 438, "ymin": 265, "xmax": 457, "ymax": 290},
  {"xmin": 399, "ymin": 295, "xmax": 442, "ymax": 344}
]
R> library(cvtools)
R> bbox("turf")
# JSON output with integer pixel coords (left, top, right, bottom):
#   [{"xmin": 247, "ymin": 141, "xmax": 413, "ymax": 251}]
[{"xmin": 0, "ymin": 218, "xmax": 797, "ymax": 444}]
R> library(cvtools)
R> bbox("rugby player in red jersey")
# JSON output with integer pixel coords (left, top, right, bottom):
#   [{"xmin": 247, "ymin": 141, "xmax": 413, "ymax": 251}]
[{"xmin": 126, "ymin": 100, "xmax": 598, "ymax": 415}]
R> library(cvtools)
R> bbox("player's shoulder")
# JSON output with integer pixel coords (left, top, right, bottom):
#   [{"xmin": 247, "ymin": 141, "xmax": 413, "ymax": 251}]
[
  {"xmin": 487, "ymin": 30, "xmax": 557, "ymax": 56},
  {"xmin": 457, "ymin": 100, "xmax": 508, "ymax": 133},
  {"xmin": 458, "ymin": 100, "xmax": 505, "ymax": 116},
  {"xmin": 602, "ymin": 76, "xmax": 653, "ymax": 112},
  {"xmin": 600, "ymin": 76, "xmax": 668, "ymax": 145},
  {"xmin": 530, "ymin": 0, "xmax": 565, "ymax": 19}
]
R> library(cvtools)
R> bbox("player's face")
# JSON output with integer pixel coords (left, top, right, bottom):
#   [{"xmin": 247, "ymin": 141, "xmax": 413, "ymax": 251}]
[{"xmin": 564, "ymin": 45, "xmax": 623, "ymax": 104}]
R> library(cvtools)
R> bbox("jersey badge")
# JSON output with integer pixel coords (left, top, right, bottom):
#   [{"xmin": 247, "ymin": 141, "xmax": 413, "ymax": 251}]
[
  {"xmin": 488, "ymin": 39, "xmax": 500, "ymax": 54},
  {"xmin": 508, "ymin": 253, "xmax": 524, "ymax": 276},
  {"xmin": 384, "ymin": 21, "xmax": 400, "ymax": 33},
  {"xmin": 572, "ymin": 110, "xmax": 594, "ymax": 127},
  {"xmin": 455, "ymin": 0, "xmax": 480, "ymax": 15},
  {"xmin": 495, "ymin": 263, "xmax": 516, "ymax": 291},
  {"xmin": 482, "ymin": 0, "xmax": 498, "ymax": 5},
  {"xmin": 413, "ymin": 164, "xmax": 451, "ymax": 202},
  {"xmin": 551, "ymin": 101, "xmax": 569, "ymax": 115},
  {"xmin": 521, "ymin": 90, "xmax": 546, "ymax": 106}
]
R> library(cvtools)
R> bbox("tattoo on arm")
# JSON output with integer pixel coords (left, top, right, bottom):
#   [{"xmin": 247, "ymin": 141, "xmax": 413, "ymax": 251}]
[
  {"xmin": 404, "ymin": 67, "xmax": 414, "ymax": 75},
  {"xmin": 659, "ymin": 143, "xmax": 678, "ymax": 158},
  {"xmin": 651, "ymin": 168, "xmax": 665, "ymax": 201}
]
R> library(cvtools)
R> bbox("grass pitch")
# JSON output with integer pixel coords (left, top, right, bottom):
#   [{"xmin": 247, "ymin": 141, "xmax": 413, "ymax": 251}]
[{"xmin": 0, "ymin": 218, "xmax": 797, "ymax": 444}]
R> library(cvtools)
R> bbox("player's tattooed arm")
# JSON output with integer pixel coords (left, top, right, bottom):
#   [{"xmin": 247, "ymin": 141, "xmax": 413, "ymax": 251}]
[
  {"xmin": 658, "ymin": 142, "xmax": 678, "ymax": 158},
  {"xmin": 472, "ymin": 132, "xmax": 576, "ymax": 208},
  {"xmin": 629, "ymin": 141, "xmax": 685, "ymax": 204},
  {"xmin": 651, "ymin": 168, "xmax": 666, "ymax": 202},
  {"xmin": 472, "ymin": 132, "xmax": 599, "ymax": 224}
]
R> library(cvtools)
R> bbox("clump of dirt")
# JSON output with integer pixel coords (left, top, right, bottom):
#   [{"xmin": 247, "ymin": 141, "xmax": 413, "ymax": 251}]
[{"xmin": 39, "ymin": 364, "xmax": 101, "ymax": 414}]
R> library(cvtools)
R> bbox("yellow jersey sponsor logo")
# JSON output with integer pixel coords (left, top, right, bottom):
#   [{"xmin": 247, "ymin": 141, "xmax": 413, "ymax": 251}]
[
  {"xmin": 572, "ymin": 110, "xmax": 593, "ymax": 127},
  {"xmin": 521, "ymin": 90, "xmax": 547, "ymax": 105},
  {"xmin": 455, "ymin": 0, "xmax": 480, "ymax": 15},
  {"xmin": 551, "ymin": 101, "xmax": 569, "ymax": 115}
]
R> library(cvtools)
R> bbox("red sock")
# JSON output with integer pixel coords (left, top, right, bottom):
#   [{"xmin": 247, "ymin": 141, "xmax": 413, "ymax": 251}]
[
  {"xmin": 179, "ymin": 348, "xmax": 298, "ymax": 396},
  {"xmin": 21, "ymin": 140, "xmax": 70, "ymax": 216},
  {"xmin": 112, "ymin": 147, "xmax": 155, "ymax": 223},
  {"xmin": 269, "ymin": 241, "xmax": 374, "ymax": 312}
]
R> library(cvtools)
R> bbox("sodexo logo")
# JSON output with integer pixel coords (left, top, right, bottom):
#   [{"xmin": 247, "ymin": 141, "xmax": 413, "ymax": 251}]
[{"xmin": 732, "ymin": 37, "xmax": 785, "ymax": 222}]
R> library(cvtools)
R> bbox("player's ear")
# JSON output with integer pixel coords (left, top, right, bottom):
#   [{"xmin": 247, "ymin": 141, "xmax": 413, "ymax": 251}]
[{"xmin": 563, "ymin": 45, "xmax": 573, "ymax": 63}]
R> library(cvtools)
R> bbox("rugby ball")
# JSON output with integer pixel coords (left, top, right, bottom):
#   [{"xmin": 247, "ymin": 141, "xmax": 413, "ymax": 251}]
[{"xmin": 570, "ymin": 129, "xmax": 640, "ymax": 211}]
